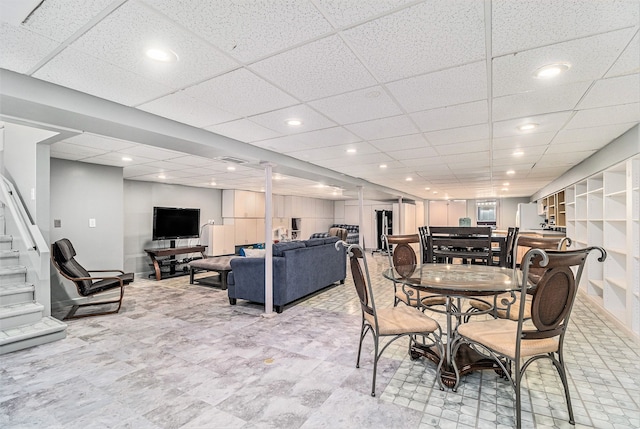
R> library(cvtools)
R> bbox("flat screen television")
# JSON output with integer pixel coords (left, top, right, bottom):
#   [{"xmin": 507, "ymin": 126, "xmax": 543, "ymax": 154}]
[{"xmin": 153, "ymin": 207, "xmax": 200, "ymax": 240}]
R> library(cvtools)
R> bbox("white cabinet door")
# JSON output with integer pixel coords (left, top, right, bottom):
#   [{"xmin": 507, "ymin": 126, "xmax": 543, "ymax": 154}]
[{"xmin": 206, "ymin": 224, "xmax": 235, "ymax": 256}]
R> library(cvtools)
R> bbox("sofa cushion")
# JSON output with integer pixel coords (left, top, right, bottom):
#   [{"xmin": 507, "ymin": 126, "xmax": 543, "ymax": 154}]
[
  {"xmin": 304, "ymin": 238, "xmax": 326, "ymax": 247},
  {"xmin": 272, "ymin": 241, "xmax": 306, "ymax": 257},
  {"xmin": 241, "ymin": 248, "xmax": 266, "ymax": 257},
  {"xmin": 323, "ymin": 236, "xmax": 340, "ymax": 245}
]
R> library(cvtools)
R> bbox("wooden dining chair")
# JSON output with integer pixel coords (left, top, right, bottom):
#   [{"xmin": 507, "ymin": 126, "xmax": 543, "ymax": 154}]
[
  {"xmin": 346, "ymin": 243, "xmax": 445, "ymax": 396},
  {"xmin": 451, "ymin": 246, "xmax": 606, "ymax": 429},
  {"xmin": 382, "ymin": 234, "xmax": 446, "ymax": 308},
  {"xmin": 429, "ymin": 226, "xmax": 493, "ymax": 265}
]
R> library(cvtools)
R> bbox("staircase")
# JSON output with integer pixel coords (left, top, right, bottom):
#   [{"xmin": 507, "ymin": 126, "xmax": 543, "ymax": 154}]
[{"xmin": 0, "ymin": 235, "xmax": 66, "ymax": 355}]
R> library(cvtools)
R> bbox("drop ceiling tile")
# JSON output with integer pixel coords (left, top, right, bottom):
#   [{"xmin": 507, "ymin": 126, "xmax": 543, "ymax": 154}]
[
  {"xmin": 434, "ymin": 140, "xmax": 490, "ymax": 156},
  {"xmin": 493, "ymin": 81, "xmax": 591, "ymax": 121},
  {"xmin": 252, "ymin": 127, "xmax": 360, "ymax": 153},
  {"xmin": 185, "ymin": 68, "xmax": 298, "ymax": 117},
  {"xmin": 369, "ymin": 134, "xmax": 429, "ymax": 152},
  {"xmin": 22, "ymin": 0, "xmax": 114, "ymax": 42},
  {"xmin": 493, "ymin": 146, "xmax": 547, "ymax": 160},
  {"xmin": 314, "ymin": 0, "xmax": 415, "ymax": 28},
  {"xmin": 552, "ymin": 122, "xmax": 637, "ymax": 144},
  {"xmin": 141, "ymin": 160, "xmax": 194, "ymax": 171},
  {"xmin": 410, "ymin": 100, "xmax": 488, "ymax": 133},
  {"xmin": 492, "ymin": 0, "xmax": 640, "ymax": 56},
  {"xmin": 493, "ymin": 28, "xmax": 635, "ymax": 97},
  {"xmin": 606, "ymin": 31, "xmax": 640, "ymax": 78},
  {"xmin": 566, "ymin": 103, "xmax": 640, "ymax": 129},
  {"xmin": 0, "ymin": 22, "xmax": 60, "ymax": 73},
  {"xmin": 169, "ymin": 155, "xmax": 221, "ymax": 167},
  {"xmin": 123, "ymin": 165, "xmax": 166, "ymax": 178},
  {"xmin": 205, "ymin": 119, "xmax": 281, "ymax": 143},
  {"xmin": 33, "ymin": 47, "xmax": 172, "ymax": 106},
  {"xmin": 387, "ymin": 146, "xmax": 438, "ymax": 161},
  {"xmin": 577, "ymin": 73, "xmax": 640, "ymax": 109},
  {"xmin": 69, "ymin": 1, "xmax": 239, "ymax": 90},
  {"xmin": 138, "ymin": 91, "xmax": 240, "ymax": 128},
  {"xmin": 492, "ymin": 111, "xmax": 573, "ymax": 138},
  {"xmin": 62, "ymin": 133, "xmax": 138, "ymax": 152},
  {"xmin": 312, "ymin": 152, "xmax": 393, "ymax": 168},
  {"xmin": 491, "ymin": 132, "xmax": 555, "ymax": 150},
  {"xmin": 345, "ymin": 115, "xmax": 419, "ymax": 141},
  {"xmin": 424, "ymin": 124, "xmax": 490, "ymax": 145},
  {"xmin": 387, "ymin": 61, "xmax": 487, "ymax": 113},
  {"xmin": 50, "ymin": 141, "xmax": 105, "ymax": 159},
  {"xmin": 537, "ymin": 151, "xmax": 595, "ymax": 166},
  {"xmin": 248, "ymin": 104, "xmax": 336, "ymax": 135},
  {"xmin": 81, "ymin": 153, "xmax": 155, "ymax": 168},
  {"xmin": 118, "ymin": 145, "xmax": 184, "ymax": 161},
  {"xmin": 144, "ymin": 0, "xmax": 333, "ymax": 62},
  {"xmin": 546, "ymin": 141, "xmax": 607, "ymax": 154},
  {"xmin": 342, "ymin": 1, "xmax": 485, "ymax": 82},
  {"xmin": 250, "ymin": 35, "xmax": 376, "ymax": 101},
  {"xmin": 492, "ymin": 156, "xmax": 540, "ymax": 167},
  {"xmin": 308, "ymin": 86, "xmax": 403, "ymax": 125}
]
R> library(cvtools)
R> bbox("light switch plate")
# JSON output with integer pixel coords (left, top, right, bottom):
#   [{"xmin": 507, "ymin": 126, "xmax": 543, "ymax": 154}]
[{"xmin": 89, "ymin": 218, "xmax": 96, "ymax": 228}]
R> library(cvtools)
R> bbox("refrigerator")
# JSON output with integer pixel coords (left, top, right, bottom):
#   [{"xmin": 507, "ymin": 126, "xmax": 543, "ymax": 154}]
[{"xmin": 515, "ymin": 203, "xmax": 544, "ymax": 230}]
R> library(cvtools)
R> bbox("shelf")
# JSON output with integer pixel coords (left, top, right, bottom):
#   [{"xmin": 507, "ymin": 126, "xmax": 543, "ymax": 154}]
[{"xmin": 606, "ymin": 277, "xmax": 627, "ymax": 290}]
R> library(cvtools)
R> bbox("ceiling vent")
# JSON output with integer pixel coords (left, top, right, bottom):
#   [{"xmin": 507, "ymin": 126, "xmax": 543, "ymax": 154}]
[{"xmin": 218, "ymin": 156, "xmax": 249, "ymax": 164}]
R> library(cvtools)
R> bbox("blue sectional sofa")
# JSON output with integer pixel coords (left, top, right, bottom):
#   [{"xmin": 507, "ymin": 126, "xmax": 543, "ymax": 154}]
[{"xmin": 227, "ymin": 236, "xmax": 346, "ymax": 313}]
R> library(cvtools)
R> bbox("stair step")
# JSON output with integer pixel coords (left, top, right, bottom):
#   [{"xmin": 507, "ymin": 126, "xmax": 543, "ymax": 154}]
[
  {"xmin": 0, "ymin": 249, "xmax": 19, "ymax": 266},
  {"xmin": 0, "ymin": 235, "xmax": 12, "ymax": 251},
  {"xmin": 0, "ymin": 302, "xmax": 44, "ymax": 330},
  {"xmin": 0, "ymin": 265, "xmax": 27, "ymax": 284},
  {"xmin": 0, "ymin": 316, "xmax": 67, "ymax": 355},
  {"xmin": 0, "ymin": 283, "xmax": 35, "ymax": 306}
]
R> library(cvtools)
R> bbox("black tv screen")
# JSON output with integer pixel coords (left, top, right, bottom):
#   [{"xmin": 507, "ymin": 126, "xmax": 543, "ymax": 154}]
[{"xmin": 153, "ymin": 207, "xmax": 200, "ymax": 240}]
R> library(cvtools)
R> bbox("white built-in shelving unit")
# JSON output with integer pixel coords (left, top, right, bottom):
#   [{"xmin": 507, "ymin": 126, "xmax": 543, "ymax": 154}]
[{"xmin": 565, "ymin": 155, "xmax": 640, "ymax": 336}]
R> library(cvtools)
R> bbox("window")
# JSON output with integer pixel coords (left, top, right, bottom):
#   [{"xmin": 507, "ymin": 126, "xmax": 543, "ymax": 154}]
[{"xmin": 476, "ymin": 200, "xmax": 497, "ymax": 227}]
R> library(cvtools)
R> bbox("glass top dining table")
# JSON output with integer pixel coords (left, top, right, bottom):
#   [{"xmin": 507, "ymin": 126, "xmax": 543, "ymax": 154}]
[{"xmin": 383, "ymin": 263, "xmax": 523, "ymax": 388}]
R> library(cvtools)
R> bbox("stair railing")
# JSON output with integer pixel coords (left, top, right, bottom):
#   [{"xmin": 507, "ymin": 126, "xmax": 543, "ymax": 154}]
[{"xmin": 0, "ymin": 174, "xmax": 49, "ymax": 278}]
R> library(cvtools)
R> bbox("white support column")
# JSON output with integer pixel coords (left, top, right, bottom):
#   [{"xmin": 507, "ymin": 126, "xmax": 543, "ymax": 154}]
[
  {"xmin": 398, "ymin": 197, "xmax": 404, "ymax": 234},
  {"xmin": 358, "ymin": 186, "xmax": 364, "ymax": 248},
  {"xmin": 262, "ymin": 162, "xmax": 274, "ymax": 317}
]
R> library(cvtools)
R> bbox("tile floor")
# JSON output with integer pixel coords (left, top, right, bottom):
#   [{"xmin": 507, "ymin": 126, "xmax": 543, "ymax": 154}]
[{"xmin": 1, "ymin": 253, "xmax": 639, "ymax": 428}]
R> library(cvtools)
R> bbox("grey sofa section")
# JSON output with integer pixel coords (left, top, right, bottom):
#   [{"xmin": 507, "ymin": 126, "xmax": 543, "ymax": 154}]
[{"xmin": 227, "ymin": 236, "xmax": 346, "ymax": 313}]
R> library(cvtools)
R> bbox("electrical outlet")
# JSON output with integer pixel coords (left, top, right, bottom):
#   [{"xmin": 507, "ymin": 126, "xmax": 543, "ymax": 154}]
[{"xmin": 208, "ymin": 219, "xmax": 215, "ymax": 225}]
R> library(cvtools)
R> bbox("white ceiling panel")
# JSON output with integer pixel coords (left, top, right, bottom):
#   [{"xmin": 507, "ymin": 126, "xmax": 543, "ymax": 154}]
[
  {"xmin": 205, "ymin": 119, "xmax": 281, "ymax": 143},
  {"xmin": 248, "ymin": 104, "xmax": 336, "ymax": 135},
  {"xmin": 369, "ymin": 134, "xmax": 429, "ymax": 152},
  {"xmin": 492, "ymin": 111, "xmax": 573, "ymax": 138},
  {"xmin": 81, "ymin": 152, "xmax": 156, "ymax": 167},
  {"xmin": 434, "ymin": 140, "xmax": 491, "ymax": 156},
  {"xmin": 144, "ymin": 0, "xmax": 333, "ymax": 62},
  {"xmin": 492, "ymin": 0, "xmax": 640, "ymax": 56},
  {"xmin": 123, "ymin": 165, "xmax": 166, "ymax": 178},
  {"xmin": 0, "ymin": 22, "xmax": 60, "ymax": 73},
  {"xmin": 492, "ymin": 81, "xmax": 591, "ymax": 121},
  {"xmin": 606, "ymin": 31, "xmax": 640, "ymax": 78},
  {"xmin": 545, "ymin": 141, "xmax": 606, "ymax": 154},
  {"xmin": 425, "ymin": 124, "xmax": 490, "ymax": 146},
  {"xmin": 308, "ymin": 86, "xmax": 403, "ymax": 125},
  {"xmin": 21, "ymin": 0, "xmax": 114, "ymax": 42},
  {"xmin": 493, "ymin": 145, "xmax": 547, "ymax": 159},
  {"xmin": 250, "ymin": 35, "xmax": 376, "ymax": 101},
  {"xmin": 312, "ymin": 152, "xmax": 393, "ymax": 168},
  {"xmin": 537, "ymin": 151, "xmax": 596, "ymax": 166},
  {"xmin": 253, "ymin": 127, "xmax": 360, "ymax": 153},
  {"xmin": 386, "ymin": 146, "xmax": 438, "ymax": 161},
  {"xmin": 169, "ymin": 155, "xmax": 223, "ymax": 168},
  {"xmin": 138, "ymin": 91, "xmax": 240, "ymax": 128},
  {"xmin": 410, "ymin": 100, "xmax": 488, "ymax": 133},
  {"xmin": 49, "ymin": 142, "xmax": 105, "ymax": 158},
  {"xmin": 387, "ymin": 61, "xmax": 487, "ymax": 113},
  {"xmin": 566, "ymin": 103, "xmax": 640, "ymax": 129},
  {"xmin": 314, "ymin": 0, "xmax": 415, "ymax": 28},
  {"xmin": 491, "ymin": 132, "xmax": 555, "ymax": 150},
  {"xmin": 33, "ymin": 47, "xmax": 172, "ymax": 106},
  {"xmin": 493, "ymin": 28, "xmax": 635, "ymax": 97},
  {"xmin": 71, "ymin": 1, "xmax": 239, "ymax": 90},
  {"xmin": 552, "ymin": 122, "xmax": 637, "ymax": 144},
  {"xmin": 117, "ymin": 145, "xmax": 184, "ymax": 161},
  {"xmin": 577, "ymin": 73, "xmax": 640, "ymax": 109},
  {"xmin": 342, "ymin": 0, "xmax": 485, "ymax": 82},
  {"xmin": 184, "ymin": 68, "xmax": 298, "ymax": 117},
  {"xmin": 345, "ymin": 115, "xmax": 419, "ymax": 141}
]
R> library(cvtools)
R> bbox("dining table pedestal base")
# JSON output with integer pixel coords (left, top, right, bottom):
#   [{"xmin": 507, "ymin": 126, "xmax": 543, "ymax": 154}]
[{"xmin": 411, "ymin": 343, "xmax": 507, "ymax": 389}]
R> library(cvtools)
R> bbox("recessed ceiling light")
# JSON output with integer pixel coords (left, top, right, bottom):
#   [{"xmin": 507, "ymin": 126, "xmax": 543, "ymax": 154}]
[
  {"xmin": 346, "ymin": 148, "xmax": 356, "ymax": 154},
  {"xmin": 285, "ymin": 119, "xmax": 302, "ymax": 126},
  {"xmin": 502, "ymin": 187, "xmax": 509, "ymax": 191},
  {"xmin": 518, "ymin": 123, "xmax": 538, "ymax": 132},
  {"xmin": 506, "ymin": 170, "xmax": 515, "ymax": 175},
  {"xmin": 503, "ymin": 182, "xmax": 510, "ymax": 186},
  {"xmin": 534, "ymin": 63, "xmax": 570, "ymax": 79},
  {"xmin": 158, "ymin": 174, "xmax": 166, "ymax": 179},
  {"xmin": 405, "ymin": 177, "xmax": 413, "ymax": 181},
  {"xmin": 145, "ymin": 47, "xmax": 178, "ymax": 62},
  {"xmin": 210, "ymin": 181, "xmax": 217, "ymax": 186},
  {"xmin": 425, "ymin": 187, "xmax": 430, "ymax": 190},
  {"xmin": 433, "ymin": 191, "xmax": 438, "ymax": 194},
  {"xmin": 121, "ymin": 156, "xmax": 132, "ymax": 162},
  {"xmin": 379, "ymin": 164, "xmax": 387, "ymax": 169},
  {"xmin": 227, "ymin": 166, "xmax": 236, "ymax": 171},
  {"xmin": 513, "ymin": 150, "xmax": 524, "ymax": 157}
]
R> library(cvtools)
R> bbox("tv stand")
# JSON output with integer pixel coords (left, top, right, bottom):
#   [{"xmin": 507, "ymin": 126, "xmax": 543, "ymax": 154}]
[{"xmin": 144, "ymin": 245, "xmax": 207, "ymax": 280}]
